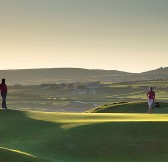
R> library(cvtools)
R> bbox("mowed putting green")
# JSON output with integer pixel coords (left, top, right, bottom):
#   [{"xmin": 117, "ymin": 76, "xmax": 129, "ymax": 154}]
[{"xmin": 0, "ymin": 110, "xmax": 168, "ymax": 162}]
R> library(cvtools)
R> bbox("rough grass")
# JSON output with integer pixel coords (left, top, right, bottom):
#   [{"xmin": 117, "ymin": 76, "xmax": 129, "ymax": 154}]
[{"xmin": 0, "ymin": 109, "xmax": 168, "ymax": 162}]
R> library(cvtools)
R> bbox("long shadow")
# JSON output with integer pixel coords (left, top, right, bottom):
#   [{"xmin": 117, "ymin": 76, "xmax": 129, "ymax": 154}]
[
  {"xmin": 51, "ymin": 121, "xmax": 168, "ymax": 162},
  {"xmin": 0, "ymin": 109, "xmax": 168, "ymax": 162},
  {"xmin": 0, "ymin": 109, "xmax": 62, "ymax": 162}
]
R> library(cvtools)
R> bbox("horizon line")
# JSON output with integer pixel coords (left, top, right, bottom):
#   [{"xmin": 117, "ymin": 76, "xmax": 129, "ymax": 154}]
[{"xmin": 0, "ymin": 67, "xmax": 165, "ymax": 74}]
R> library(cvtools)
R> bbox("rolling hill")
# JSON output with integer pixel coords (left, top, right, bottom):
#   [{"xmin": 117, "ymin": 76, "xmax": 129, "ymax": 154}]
[
  {"xmin": 0, "ymin": 67, "xmax": 168, "ymax": 85},
  {"xmin": 0, "ymin": 68, "xmax": 133, "ymax": 85},
  {"xmin": 88, "ymin": 102, "xmax": 168, "ymax": 114}
]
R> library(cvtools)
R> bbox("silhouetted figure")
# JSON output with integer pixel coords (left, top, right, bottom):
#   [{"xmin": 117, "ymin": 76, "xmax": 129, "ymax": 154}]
[
  {"xmin": 147, "ymin": 87, "xmax": 155, "ymax": 114},
  {"xmin": 0, "ymin": 79, "xmax": 7, "ymax": 109}
]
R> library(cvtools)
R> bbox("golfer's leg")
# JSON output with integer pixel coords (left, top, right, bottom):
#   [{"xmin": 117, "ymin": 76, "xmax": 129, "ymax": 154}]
[
  {"xmin": 148, "ymin": 100, "xmax": 150, "ymax": 113},
  {"xmin": 1, "ymin": 93, "xmax": 7, "ymax": 108},
  {"xmin": 2, "ymin": 98, "xmax": 6, "ymax": 108}
]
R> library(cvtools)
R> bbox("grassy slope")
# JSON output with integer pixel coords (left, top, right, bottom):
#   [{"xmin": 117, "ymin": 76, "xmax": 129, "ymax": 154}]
[
  {"xmin": 89, "ymin": 102, "xmax": 168, "ymax": 114},
  {"xmin": 0, "ymin": 109, "xmax": 168, "ymax": 162}
]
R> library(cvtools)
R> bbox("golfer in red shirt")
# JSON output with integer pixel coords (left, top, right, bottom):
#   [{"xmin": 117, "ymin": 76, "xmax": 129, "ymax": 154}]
[
  {"xmin": 147, "ymin": 87, "xmax": 155, "ymax": 114},
  {"xmin": 0, "ymin": 78, "xmax": 7, "ymax": 109}
]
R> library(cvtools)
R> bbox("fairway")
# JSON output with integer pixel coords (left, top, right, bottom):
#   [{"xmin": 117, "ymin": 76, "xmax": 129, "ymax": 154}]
[
  {"xmin": 0, "ymin": 110, "xmax": 168, "ymax": 162},
  {"xmin": 26, "ymin": 111, "xmax": 168, "ymax": 123}
]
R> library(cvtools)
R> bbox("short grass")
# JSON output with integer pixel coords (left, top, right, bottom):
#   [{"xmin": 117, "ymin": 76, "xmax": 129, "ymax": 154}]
[
  {"xmin": 89, "ymin": 101, "xmax": 168, "ymax": 114},
  {"xmin": 0, "ymin": 109, "xmax": 168, "ymax": 162}
]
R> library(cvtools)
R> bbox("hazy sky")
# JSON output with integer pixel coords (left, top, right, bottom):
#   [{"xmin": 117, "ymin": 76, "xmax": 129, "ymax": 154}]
[{"xmin": 0, "ymin": 0, "xmax": 168, "ymax": 73}]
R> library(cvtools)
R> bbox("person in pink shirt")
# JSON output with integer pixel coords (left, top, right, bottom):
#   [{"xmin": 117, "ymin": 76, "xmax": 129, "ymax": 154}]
[
  {"xmin": 147, "ymin": 87, "xmax": 155, "ymax": 114},
  {"xmin": 0, "ymin": 78, "xmax": 7, "ymax": 109}
]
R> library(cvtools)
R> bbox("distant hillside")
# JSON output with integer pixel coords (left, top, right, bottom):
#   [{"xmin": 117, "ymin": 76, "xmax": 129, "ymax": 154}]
[
  {"xmin": 139, "ymin": 67, "xmax": 168, "ymax": 81},
  {"xmin": 142, "ymin": 67, "xmax": 168, "ymax": 75},
  {"xmin": 0, "ymin": 68, "xmax": 133, "ymax": 85},
  {"xmin": 0, "ymin": 67, "xmax": 168, "ymax": 85}
]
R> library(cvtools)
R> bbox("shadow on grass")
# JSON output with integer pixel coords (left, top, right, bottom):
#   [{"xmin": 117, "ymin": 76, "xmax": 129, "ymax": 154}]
[
  {"xmin": 51, "ymin": 121, "xmax": 168, "ymax": 162},
  {"xmin": 0, "ymin": 109, "xmax": 62, "ymax": 162},
  {"xmin": 0, "ymin": 109, "xmax": 168, "ymax": 162}
]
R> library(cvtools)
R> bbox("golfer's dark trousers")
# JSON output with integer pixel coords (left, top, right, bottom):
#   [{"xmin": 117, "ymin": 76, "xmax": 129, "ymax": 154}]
[{"xmin": 1, "ymin": 92, "xmax": 7, "ymax": 108}]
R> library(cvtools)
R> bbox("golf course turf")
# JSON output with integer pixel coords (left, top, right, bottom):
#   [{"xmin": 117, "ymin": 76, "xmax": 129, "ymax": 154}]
[{"xmin": 0, "ymin": 109, "xmax": 168, "ymax": 162}]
